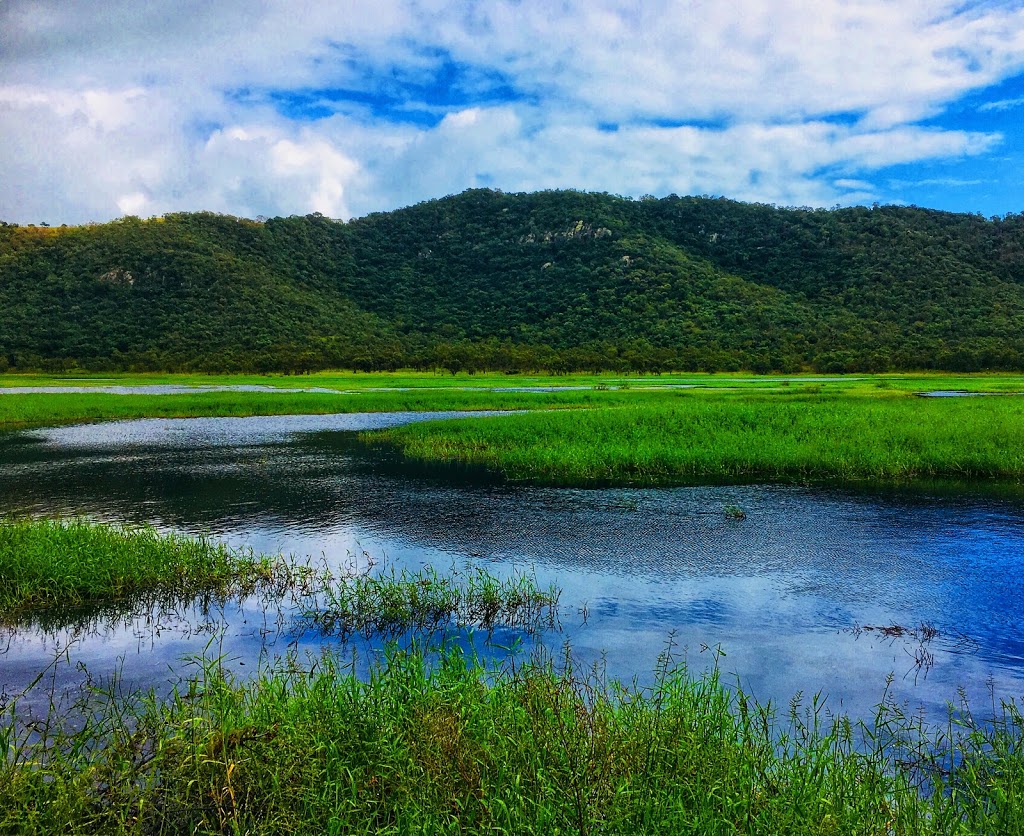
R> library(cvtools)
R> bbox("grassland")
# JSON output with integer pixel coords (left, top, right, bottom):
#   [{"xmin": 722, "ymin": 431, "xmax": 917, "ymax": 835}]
[
  {"xmin": 4, "ymin": 371, "xmax": 1024, "ymax": 487},
  {"xmin": 0, "ymin": 387, "xmax": 591, "ymax": 432},
  {"xmin": 364, "ymin": 388, "xmax": 1024, "ymax": 486},
  {"xmin": 3, "ymin": 641, "xmax": 1022, "ymax": 834}
]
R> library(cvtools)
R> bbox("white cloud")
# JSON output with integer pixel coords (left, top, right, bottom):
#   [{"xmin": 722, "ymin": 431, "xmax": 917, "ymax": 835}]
[
  {"xmin": 116, "ymin": 192, "xmax": 149, "ymax": 216},
  {"xmin": 979, "ymin": 96, "xmax": 1024, "ymax": 111},
  {"xmin": 0, "ymin": 0, "xmax": 1022, "ymax": 223}
]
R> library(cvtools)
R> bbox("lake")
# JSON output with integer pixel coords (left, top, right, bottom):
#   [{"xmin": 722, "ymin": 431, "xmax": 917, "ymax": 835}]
[{"xmin": 2, "ymin": 411, "xmax": 1023, "ymax": 722}]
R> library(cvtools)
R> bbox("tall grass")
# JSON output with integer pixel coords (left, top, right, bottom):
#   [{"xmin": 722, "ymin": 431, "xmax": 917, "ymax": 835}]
[
  {"xmin": 2, "ymin": 643, "xmax": 1021, "ymax": 834},
  {"xmin": 364, "ymin": 391, "xmax": 1024, "ymax": 486},
  {"xmin": 0, "ymin": 518, "xmax": 284, "ymax": 618}
]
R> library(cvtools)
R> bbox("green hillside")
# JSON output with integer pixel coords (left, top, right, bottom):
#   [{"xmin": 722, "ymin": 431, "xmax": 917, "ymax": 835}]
[{"xmin": 2, "ymin": 190, "xmax": 1023, "ymax": 372}]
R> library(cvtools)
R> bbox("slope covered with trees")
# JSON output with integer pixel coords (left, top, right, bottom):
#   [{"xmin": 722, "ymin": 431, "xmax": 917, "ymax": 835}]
[{"xmin": 2, "ymin": 190, "xmax": 1023, "ymax": 373}]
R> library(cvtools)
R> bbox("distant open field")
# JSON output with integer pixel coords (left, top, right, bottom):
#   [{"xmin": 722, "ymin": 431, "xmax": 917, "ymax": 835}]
[{"xmin": 3, "ymin": 371, "xmax": 1023, "ymax": 487}]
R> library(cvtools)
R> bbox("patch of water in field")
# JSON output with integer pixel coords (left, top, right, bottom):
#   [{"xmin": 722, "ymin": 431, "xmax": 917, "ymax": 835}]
[{"xmin": 2, "ymin": 412, "xmax": 1023, "ymax": 721}]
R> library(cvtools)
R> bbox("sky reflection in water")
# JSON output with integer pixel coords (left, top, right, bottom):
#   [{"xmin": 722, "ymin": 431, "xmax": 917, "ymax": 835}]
[{"xmin": 1, "ymin": 412, "xmax": 1023, "ymax": 722}]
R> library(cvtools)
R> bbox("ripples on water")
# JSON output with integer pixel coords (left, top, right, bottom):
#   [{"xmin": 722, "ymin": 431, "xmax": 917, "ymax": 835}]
[{"xmin": 2, "ymin": 412, "xmax": 1023, "ymax": 721}]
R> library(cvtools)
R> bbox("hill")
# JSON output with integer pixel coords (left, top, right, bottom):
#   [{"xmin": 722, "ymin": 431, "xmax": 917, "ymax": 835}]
[{"xmin": 2, "ymin": 190, "xmax": 1023, "ymax": 372}]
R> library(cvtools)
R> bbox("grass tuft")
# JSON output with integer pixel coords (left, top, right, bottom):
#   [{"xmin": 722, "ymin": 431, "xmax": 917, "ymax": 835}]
[
  {"xmin": 304, "ymin": 563, "xmax": 561, "ymax": 639},
  {"xmin": 0, "ymin": 518, "xmax": 282, "ymax": 619}
]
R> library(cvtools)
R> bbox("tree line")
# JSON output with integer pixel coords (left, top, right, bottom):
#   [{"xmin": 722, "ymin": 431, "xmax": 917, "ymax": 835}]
[{"xmin": 2, "ymin": 189, "xmax": 1023, "ymax": 374}]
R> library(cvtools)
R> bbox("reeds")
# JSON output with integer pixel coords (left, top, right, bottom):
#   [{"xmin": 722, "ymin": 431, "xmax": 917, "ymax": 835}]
[
  {"xmin": 304, "ymin": 563, "xmax": 560, "ymax": 639},
  {"xmin": 366, "ymin": 392, "xmax": 1024, "ymax": 486},
  {"xmin": 2, "ymin": 642, "xmax": 1021, "ymax": 834},
  {"xmin": 0, "ymin": 518, "xmax": 284, "ymax": 618}
]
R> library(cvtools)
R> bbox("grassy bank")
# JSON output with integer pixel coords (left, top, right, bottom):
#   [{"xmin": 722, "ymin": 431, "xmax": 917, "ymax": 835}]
[
  {"xmin": 5, "ymin": 372, "xmax": 1024, "ymax": 488},
  {"xmin": 363, "ymin": 390, "xmax": 1024, "ymax": 486},
  {"xmin": 2, "ymin": 520, "xmax": 1022, "ymax": 833},
  {"xmin": 0, "ymin": 518, "xmax": 287, "ymax": 618},
  {"xmin": 2, "ymin": 643, "xmax": 1021, "ymax": 834}
]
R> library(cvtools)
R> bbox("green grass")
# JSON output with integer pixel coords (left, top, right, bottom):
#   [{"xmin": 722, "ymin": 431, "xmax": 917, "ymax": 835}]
[
  {"xmin": 5, "ymin": 369, "xmax": 1024, "ymax": 392},
  {"xmin": 1, "ymin": 520, "xmax": 1022, "ymax": 833},
  {"xmin": 363, "ymin": 390, "xmax": 1024, "ymax": 486},
  {"xmin": 5, "ymin": 372, "xmax": 1024, "ymax": 488},
  {"xmin": 0, "ymin": 518, "xmax": 285, "ymax": 618},
  {"xmin": 0, "ymin": 519, "xmax": 560, "ymax": 636},
  {"xmin": 305, "ymin": 563, "xmax": 560, "ymax": 639},
  {"xmin": 2, "ymin": 643, "xmax": 1021, "ymax": 834}
]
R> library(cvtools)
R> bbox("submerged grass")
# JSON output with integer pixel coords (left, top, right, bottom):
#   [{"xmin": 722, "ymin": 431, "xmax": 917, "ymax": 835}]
[
  {"xmin": 364, "ymin": 390, "xmax": 1024, "ymax": 486},
  {"xmin": 0, "ymin": 518, "xmax": 284, "ymax": 619},
  {"xmin": 2, "ymin": 643, "xmax": 1022, "ymax": 835},
  {"xmin": 304, "ymin": 563, "xmax": 560, "ymax": 639},
  {"xmin": 0, "ymin": 519, "xmax": 559, "ymax": 638}
]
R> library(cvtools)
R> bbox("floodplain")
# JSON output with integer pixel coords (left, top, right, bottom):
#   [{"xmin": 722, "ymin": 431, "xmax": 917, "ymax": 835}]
[{"xmin": 2, "ymin": 371, "xmax": 1024, "ymax": 833}]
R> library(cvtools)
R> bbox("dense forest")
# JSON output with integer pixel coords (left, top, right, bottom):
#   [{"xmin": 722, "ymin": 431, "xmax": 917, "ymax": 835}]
[{"xmin": 2, "ymin": 189, "xmax": 1024, "ymax": 373}]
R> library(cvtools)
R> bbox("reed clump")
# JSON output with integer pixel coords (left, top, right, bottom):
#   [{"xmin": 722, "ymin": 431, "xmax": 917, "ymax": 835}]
[
  {"xmin": 304, "ymin": 563, "xmax": 561, "ymax": 639},
  {"xmin": 2, "ymin": 644, "xmax": 1022, "ymax": 834},
  {"xmin": 0, "ymin": 518, "xmax": 285, "ymax": 618}
]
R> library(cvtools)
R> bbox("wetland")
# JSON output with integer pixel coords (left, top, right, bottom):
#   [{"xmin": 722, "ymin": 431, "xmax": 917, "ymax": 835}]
[{"xmin": 2, "ymin": 374, "xmax": 1024, "ymax": 832}]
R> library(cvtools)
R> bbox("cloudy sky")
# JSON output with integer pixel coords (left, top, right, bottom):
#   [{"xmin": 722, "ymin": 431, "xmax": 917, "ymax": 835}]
[{"xmin": 2, "ymin": 0, "xmax": 1024, "ymax": 225}]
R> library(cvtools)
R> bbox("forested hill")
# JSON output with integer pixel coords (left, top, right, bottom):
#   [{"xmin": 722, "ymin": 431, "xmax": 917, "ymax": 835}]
[{"xmin": 3, "ymin": 189, "xmax": 1024, "ymax": 373}]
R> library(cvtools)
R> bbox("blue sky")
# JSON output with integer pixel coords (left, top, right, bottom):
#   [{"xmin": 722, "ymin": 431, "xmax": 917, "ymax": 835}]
[{"xmin": 2, "ymin": 0, "xmax": 1024, "ymax": 224}]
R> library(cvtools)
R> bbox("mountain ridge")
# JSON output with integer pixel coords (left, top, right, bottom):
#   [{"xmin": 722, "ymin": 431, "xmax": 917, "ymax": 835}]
[{"xmin": 2, "ymin": 189, "xmax": 1023, "ymax": 373}]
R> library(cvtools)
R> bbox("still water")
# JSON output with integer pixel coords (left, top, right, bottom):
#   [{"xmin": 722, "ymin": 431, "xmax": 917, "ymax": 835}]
[{"xmin": 2, "ymin": 412, "xmax": 1023, "ymax": 721}]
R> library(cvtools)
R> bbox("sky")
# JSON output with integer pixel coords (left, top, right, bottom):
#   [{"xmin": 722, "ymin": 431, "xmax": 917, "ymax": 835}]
[{"xmin": 2, "ymin": 0, "xmax": 1024, "ymax": 225}]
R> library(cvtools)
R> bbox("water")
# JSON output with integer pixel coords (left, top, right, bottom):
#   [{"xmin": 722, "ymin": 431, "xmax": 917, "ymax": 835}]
[{"xmin": 2, "ymin": 412, "xmax": 1023, "ymax": 721}]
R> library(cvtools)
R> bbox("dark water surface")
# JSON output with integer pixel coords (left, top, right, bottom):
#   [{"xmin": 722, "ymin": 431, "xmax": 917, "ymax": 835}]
[{"xmin": 2, "ymin": 412, "xmax": 1024, "ymax": 721}]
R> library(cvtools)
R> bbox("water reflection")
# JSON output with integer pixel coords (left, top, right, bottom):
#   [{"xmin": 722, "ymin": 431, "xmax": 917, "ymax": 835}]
[{"xmin": 2, "ymin": 412, "xmax": 1024, "ymax": 721}]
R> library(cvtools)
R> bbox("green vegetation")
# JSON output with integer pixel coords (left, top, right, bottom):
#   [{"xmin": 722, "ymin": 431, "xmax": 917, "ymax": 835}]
[
  {"xmin": 305, "ymin": 563, "xmax": 560, "ymax": 640},
  {"xmin": 0, "ymin": 518, "xmax": 559, "ymax": 633},
  {"xmin": 3, "ymin": 643, "xmax": 1022, "ymax": 834},
  {"xmin": 0, "ymin": 518, "xmax": 285, "ymax": 618},
  {"xmin": 363, "ymin": 389, "xmax": 1024, "ymax": 486},
  {"xmin": 0, "ymin": 380, "xmax": 630, "ymax": 432},
  {"xmin": 2, "ymin": 520, "xmax": 1022, "ymax": 833},
  {"xmin": 0, "ymin": 388, "xmax": 521, "ymax": 431},
  {"xmin": 4, "ymin": 191, "xmax": 1024, "ymax": 373},
  {"xmin": 4, "ymin": 372, "xmax": 1024, "ymax": 488}
]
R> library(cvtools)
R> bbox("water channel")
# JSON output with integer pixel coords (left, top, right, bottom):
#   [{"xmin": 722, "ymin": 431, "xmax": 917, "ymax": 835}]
[{"xmin": 2, "ymin": 411, "xmax": 1023, "ymax": 723}]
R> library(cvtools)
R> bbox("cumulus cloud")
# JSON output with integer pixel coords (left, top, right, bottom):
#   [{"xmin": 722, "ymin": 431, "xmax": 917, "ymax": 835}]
[{"xmin": 0, "ymin": 0, "xmax": 1022, "ymax": 223}]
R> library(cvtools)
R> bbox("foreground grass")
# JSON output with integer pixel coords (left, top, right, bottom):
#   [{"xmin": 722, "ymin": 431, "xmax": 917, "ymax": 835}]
[
  {"xmin": 2, "ymin": 644, "xmax": 1021, "ymax": 835},
  {"xmin": 364, "ymin": 390, "xmax": 1024, "ymax": 486},
  {"xmin": 1, "ymin": 520, "xmax": 1021, "ymax": 833},
  {"xmin": 0, "ymin": 518, "xmax": 286, "ymax": 619}
]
